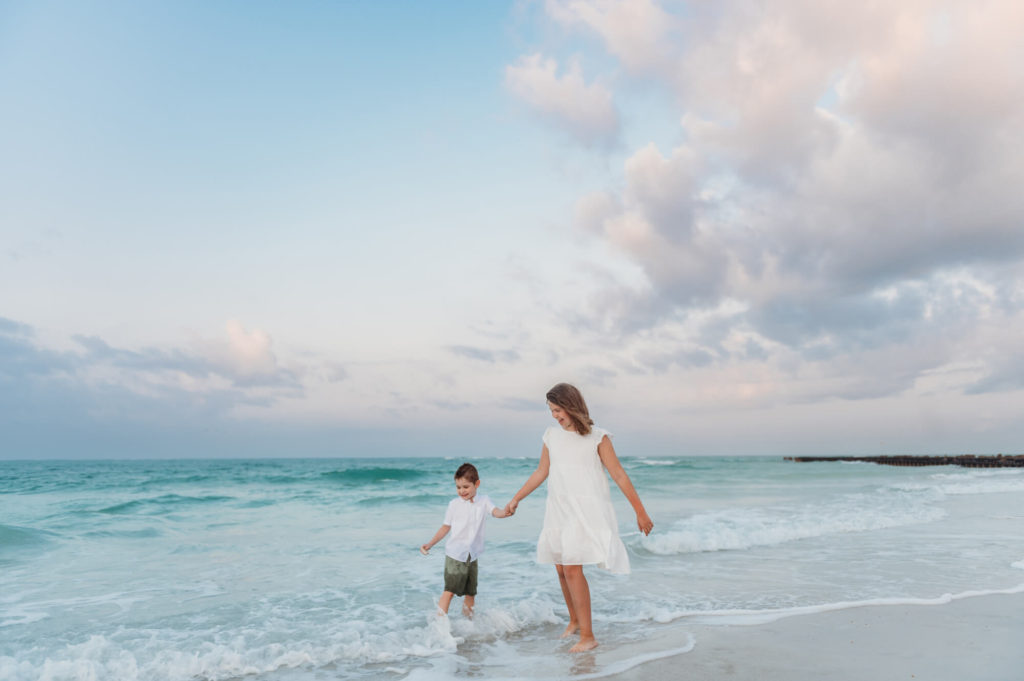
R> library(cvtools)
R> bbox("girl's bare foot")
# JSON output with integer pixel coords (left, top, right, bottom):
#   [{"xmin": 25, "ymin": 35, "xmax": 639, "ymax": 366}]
[
  {"xmin": 560, "ymin": 622, "xmax": 579, "ymax": 638},
  {"xmin": 569, "ymin": 636, "xmax": 598, "ymax": 653}
]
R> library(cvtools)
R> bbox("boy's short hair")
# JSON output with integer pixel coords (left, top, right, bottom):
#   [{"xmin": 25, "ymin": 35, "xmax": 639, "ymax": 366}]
[{"xmin": 455, "ymin": 462, "xmax": 479, "ymax": 483}]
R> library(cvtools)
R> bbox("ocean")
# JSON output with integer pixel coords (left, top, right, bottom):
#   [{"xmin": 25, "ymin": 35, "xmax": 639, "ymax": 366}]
[{"xmin": 2, "ymin": 455, "xmax": 1023, "ymax": 680}]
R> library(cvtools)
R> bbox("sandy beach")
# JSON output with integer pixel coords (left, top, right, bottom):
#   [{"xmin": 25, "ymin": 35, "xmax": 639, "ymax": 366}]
[{"xmin": 603, "ymin": 591, "xmax": 1023, "ymax": 681}]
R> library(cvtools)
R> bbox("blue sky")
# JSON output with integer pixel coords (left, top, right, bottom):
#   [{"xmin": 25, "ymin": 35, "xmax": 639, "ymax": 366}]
[{"xmin": 3, "ymin": 1, "xmax": 1023, "ymax": 459}]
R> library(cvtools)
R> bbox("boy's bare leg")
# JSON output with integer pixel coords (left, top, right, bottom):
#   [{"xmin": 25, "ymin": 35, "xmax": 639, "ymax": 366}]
[
  {"xmin": 462, "ymin": 595, "xmax": 475, "ymax": 617},
  {"xmin": 562, "ymin": 565, "xmax": 598, "ymax": 652},
  {"xmin": 438, "ymin": 591, "xmax": 455, "ymax": 615},
  {"xmin": 555, "ymin": 565, "xmax": 579, "ymax": 638}
]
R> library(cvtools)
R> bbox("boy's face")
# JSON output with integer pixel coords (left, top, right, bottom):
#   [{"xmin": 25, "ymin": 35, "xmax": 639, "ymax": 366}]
[{"xmin": 455, "ymin": 476, "xmax": 480, "ymax": 501}]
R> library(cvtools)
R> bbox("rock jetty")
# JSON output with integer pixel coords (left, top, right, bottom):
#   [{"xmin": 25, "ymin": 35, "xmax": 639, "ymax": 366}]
[{"xmin": 784, "ymin": 455, "xmax": 1024, "ymax": 468}]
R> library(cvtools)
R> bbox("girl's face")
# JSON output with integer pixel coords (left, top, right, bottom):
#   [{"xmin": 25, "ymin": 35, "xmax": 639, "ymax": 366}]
[{"xmin": 548, "ymin": 402, "xmax": 574, "ymax": 431}]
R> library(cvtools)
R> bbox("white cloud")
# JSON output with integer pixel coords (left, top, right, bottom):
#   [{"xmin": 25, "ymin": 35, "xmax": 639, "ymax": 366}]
[
  {"xmin": 545, "ymin": 0, "xmax": 679, "ymax": 74},
  {"xmin": 220, "ymin": 319, "xmax": 279, "ymax": 379},
  {"xmin": 505, "ymin": 53, "xmax": 620, "ymax": 146},
  {"xmin": 526, "ymin": 0, "xmax": 1024, "ymax": 411}
]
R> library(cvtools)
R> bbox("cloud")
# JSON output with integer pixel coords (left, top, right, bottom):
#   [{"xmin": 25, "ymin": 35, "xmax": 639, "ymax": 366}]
[
  {"xmin": 498, "ymin": 396, "xmax": 545, "ymax": 412},
  {"xmin": 967, "ymin": 360, "xmax": 1024, "ymax": 395},
  {"xmin": 529, "ymin": 0, "xmax": 1024, "ymax": 403},
  {"xmin": 69, "ymin": 320, "xmax": 302, "ymax": 390},
  {"xmin": 0, "ymin": 317, "xmax": 33, "ymax": 336},
  {"xmin": 428, "ymin": 399, "xmax": 474, "ymax": 411},
  {"xmin": 544, "ymin": 0, "xmax": 679, "ymax": 74},
  {"xmin": 448, "ymin": 345, "xmax": 521, "ymax": 364},
  {"xmin": 505, "ymin": 53, "xmax": 620, "ymax": 147},
  {"xmin": 0, "ymin": 317, "xmax": 78, "ymax": 379},
  {"xmin": 0, "ymin": 318, "xmax": 305, "ymax": 440},
  {"xmin": 72, "ymin": 335, "xmax": 215, "ymax": 376},
  {"xmin": 200, "ymin": 319, "xmax": 301, "ymax": 388}
]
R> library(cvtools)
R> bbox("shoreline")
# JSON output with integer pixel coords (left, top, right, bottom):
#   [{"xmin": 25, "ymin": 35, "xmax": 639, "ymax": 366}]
[
  {"xmin": 785, "ymin": 454, "xmax": 1024, "ymax": 467},
  {"xmin": 601, "ymin": 590, "xmax": 1024, "ymax": 681}
]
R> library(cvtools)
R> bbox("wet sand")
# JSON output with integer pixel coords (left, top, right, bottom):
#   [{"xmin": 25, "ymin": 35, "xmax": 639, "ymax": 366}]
[{"xmin": 603, "ymin": 591, "xmax": 1023, "ymax": 681}]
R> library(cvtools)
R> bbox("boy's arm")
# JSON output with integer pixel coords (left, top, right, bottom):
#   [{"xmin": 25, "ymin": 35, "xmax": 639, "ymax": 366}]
[
  {"xmin": 491, "ymin": 506, "xmax": 511, "ymax": 518},
  {"xmin": 421, "ymin": 524, "xmax": 450, "ymax": 552}
]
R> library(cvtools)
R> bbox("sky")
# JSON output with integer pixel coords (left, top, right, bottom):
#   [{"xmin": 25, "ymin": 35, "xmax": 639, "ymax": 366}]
[{"xmin": 2, "ymin": 0, "xmax": 1023, "ymax": 459}]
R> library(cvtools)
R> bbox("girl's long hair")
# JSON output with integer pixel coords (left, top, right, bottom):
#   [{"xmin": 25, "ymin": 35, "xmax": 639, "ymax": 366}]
[{"xmin": 546, "ymin": 383, "xmax": 594, "ymax": 436}]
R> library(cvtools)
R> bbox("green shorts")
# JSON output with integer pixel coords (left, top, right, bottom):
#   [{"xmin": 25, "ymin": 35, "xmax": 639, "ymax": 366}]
[{"xmin": 443, "ymin": 555, "xmax": 479, "ymax": 597}]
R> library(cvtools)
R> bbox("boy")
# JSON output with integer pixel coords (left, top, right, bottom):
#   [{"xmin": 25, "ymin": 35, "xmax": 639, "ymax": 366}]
[{"xmin": 421, "ymin": 462, "xmax": 512, "ymax": 617}]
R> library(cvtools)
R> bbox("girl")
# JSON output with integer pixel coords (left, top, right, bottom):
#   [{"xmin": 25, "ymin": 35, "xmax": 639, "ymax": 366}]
[{"xmin": 505, "ymin": 383, "xmax": 653, "ymax": 653}]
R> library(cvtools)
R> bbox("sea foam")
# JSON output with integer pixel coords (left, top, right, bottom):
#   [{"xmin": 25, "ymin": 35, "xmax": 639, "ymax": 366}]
[{"xmin": 638, "ymin": 492, "xmax": 945, "ymax": 555}]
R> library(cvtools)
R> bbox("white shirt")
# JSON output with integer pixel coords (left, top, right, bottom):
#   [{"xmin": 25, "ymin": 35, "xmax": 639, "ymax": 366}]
[{"xmin": 443, "ymin": 494, "xmax": 496, "ymax": 561}]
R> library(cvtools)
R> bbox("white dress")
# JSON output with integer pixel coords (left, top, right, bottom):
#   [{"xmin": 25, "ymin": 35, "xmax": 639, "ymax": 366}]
[{"xmin": 536, "ymin": 425, "xmax": 630, "ymax": 574}]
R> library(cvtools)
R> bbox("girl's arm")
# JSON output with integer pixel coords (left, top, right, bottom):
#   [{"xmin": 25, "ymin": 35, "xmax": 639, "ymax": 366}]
[
  {"xmin": 421, "ymin": 524, "xmax": 450, "ymax": 553},
  {"xmin": 492, "ymin": 505, "xmax": 511, "ymax": 518},
  {"xmin": 597, "ymin": 436, "xmax": 654, "ymax": 535},
  {"xmin": 505, "ymin": 445, "xmax": 550, "ymax": 515}
]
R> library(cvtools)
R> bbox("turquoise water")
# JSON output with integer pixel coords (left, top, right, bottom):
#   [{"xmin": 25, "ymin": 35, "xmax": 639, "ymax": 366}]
[{"xmin": 2, "ymin": 456, "xmax": 1023, "ymax": 680}]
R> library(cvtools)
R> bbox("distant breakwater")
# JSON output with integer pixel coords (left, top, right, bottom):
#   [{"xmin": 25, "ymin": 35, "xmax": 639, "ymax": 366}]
[{"xmin": 785, "ymin": 455, "xmax": 1024, "ymax": 468}]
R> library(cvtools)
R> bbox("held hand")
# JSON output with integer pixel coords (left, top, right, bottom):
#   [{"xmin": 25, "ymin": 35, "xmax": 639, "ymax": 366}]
[
  {"xmin": 505, "ymin": 499, "xmax": 519, "ymax": 516},
  {"xmin": 636, "ymin": 510, "xmax": 653, "ymax": 536},
  {"xmin": 420, "ymin": 544, "xmax": 431, "ymax": 555}
]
